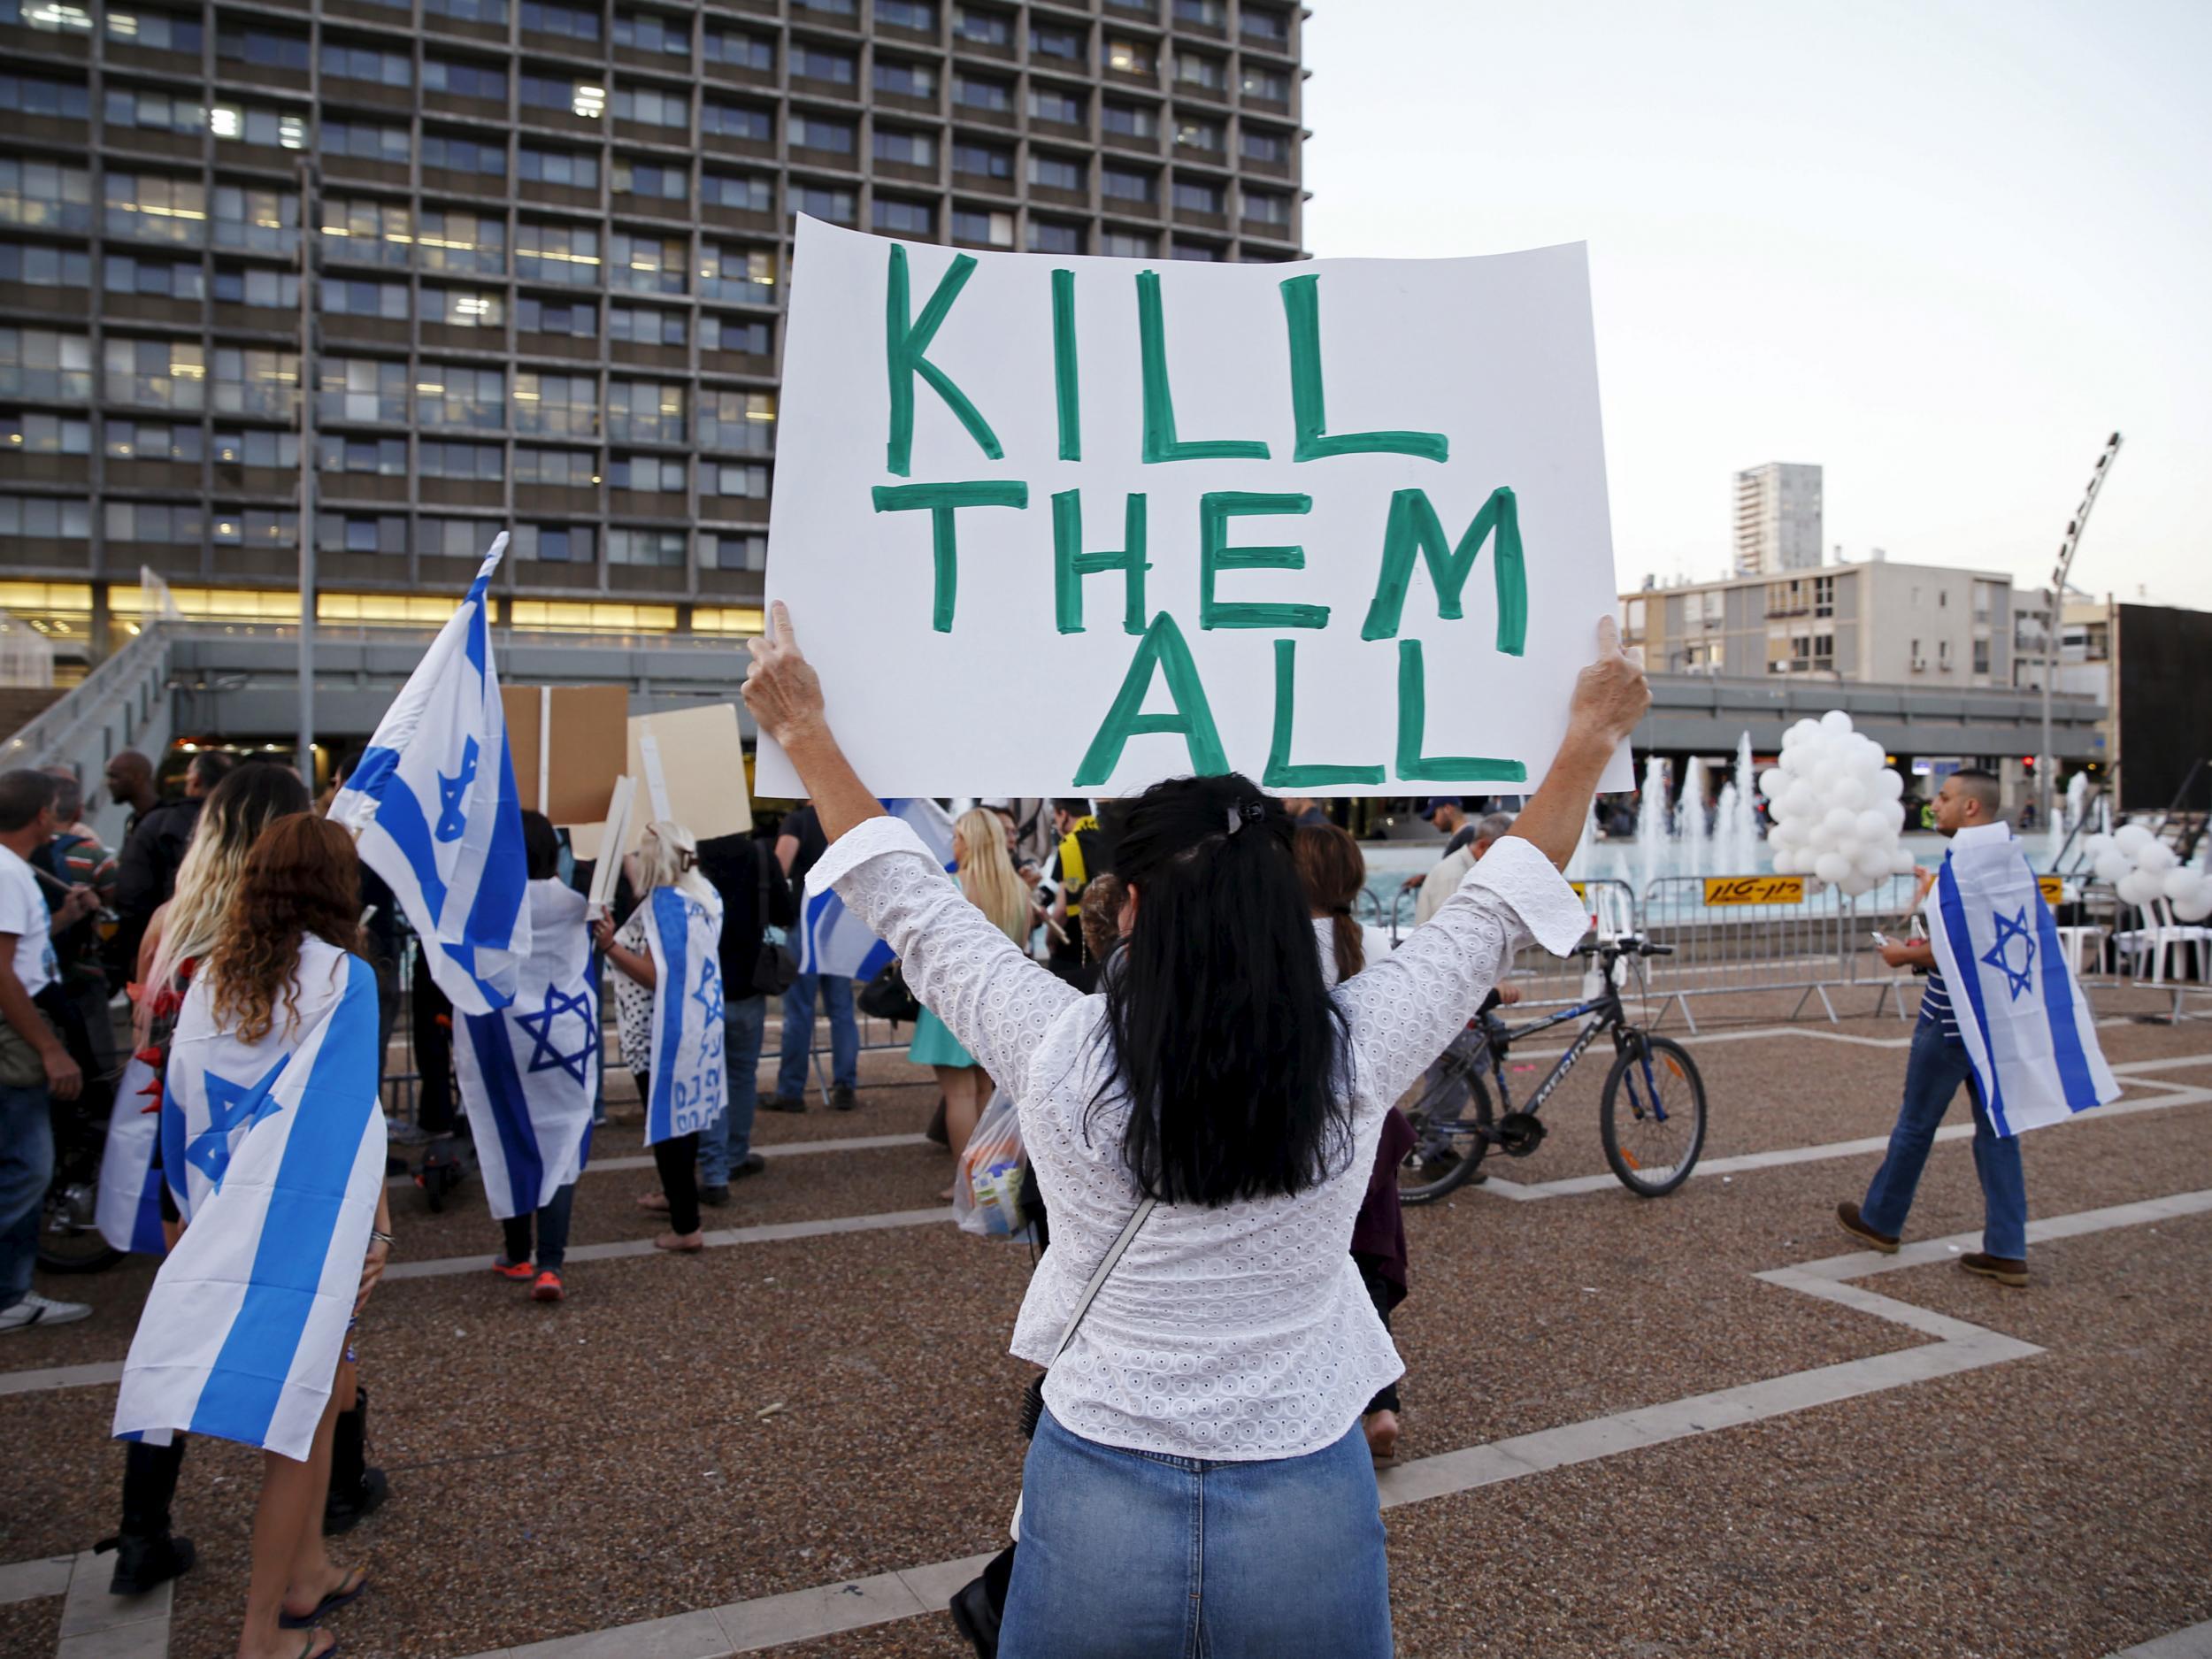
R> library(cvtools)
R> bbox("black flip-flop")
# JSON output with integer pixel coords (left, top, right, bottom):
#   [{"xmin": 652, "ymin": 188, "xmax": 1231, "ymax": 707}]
[{"xmin": 279, "ymin": 1568, "xmax": 368, "ymax": 1629}]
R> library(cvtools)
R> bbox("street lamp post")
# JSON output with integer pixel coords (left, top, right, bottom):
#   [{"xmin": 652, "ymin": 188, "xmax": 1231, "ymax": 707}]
[
  {"xmin": 2038, "ymin": 432, "xmax": 2123, "ymax": 833},
  {"xmin": 297, "ymin": 159, "xmax": 320, "ymax": 784}
]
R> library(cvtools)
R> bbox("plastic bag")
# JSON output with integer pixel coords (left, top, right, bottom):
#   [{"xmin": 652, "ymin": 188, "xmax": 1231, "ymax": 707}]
[{"xmin": 954, "ymin": 1089, "xmax": 1027, "ymax": 1239}]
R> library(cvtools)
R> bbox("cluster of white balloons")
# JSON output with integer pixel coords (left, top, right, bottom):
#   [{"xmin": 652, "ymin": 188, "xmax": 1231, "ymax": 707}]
[
  {"xmin": 1760, "ymin": 710, "xmax": 1914, "ymax": 897},
  {"xmin": 2087, "ymin": 826, "xmax": 2212, "ymax": 922}
]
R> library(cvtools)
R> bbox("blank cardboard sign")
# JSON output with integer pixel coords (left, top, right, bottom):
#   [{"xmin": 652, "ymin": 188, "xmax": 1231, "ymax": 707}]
[
  {"xmin": 502, "ymin": 685, "xmax": 630, "ymax": 826},
  {"xmin": 630, "ymin": 703, "xmax": 754, "ymax": 840}
]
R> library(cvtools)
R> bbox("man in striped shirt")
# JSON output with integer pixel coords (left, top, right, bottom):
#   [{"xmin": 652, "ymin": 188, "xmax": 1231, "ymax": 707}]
[{"xmin": 1838, "ymin": 770, "xmax": 2030, "ymax": 1286}]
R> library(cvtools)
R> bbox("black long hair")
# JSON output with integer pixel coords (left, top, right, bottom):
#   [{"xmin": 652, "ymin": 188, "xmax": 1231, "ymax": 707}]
[{"xmin": 1092, "ymin": 773, "xmax": 1353, "ymax": 1206}]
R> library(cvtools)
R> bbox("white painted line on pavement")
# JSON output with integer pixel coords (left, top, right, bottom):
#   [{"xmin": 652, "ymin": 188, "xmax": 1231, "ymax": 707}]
[
  {"xmin": 381, "ymin": 1205, "xmax": 954, "ymax": 1282},
  {"xmin": 0, "ymin": 1361, "xmax": 124, "ymax": 1399},
  {"xmin": 2109, "ymin": 1620, "xmax": 2212, "ymax": 1658},
  {"xmin": 0, "ymin": 1554, "xmax": 71, "ymax": 1606},
  {"xmin": 55, "ymin": 1545, "xmax": 171, "ymax": 1658},
  {"xmin": 384, "ymin": 1131, "xmax": 935, "ymax": 1189},
  {"xmin": 445, "ymin": 1188, "xmax": 2212, "ymax": 1659}
]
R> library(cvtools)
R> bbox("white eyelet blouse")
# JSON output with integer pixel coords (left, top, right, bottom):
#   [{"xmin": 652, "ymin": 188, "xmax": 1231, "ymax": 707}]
[{"xmin": 811, "ymin": 818, "xmax": 1589, "ymax": 1463}]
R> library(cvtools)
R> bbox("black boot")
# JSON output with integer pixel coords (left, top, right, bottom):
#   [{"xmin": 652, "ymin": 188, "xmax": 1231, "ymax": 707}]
[
  {"xmin": 322, "ymin": 1385, "xmax": 389, "ymax": 1536},
  {"xmin": 97, "ymin": 1439, "xmax": 195, "ymax": 1595}
]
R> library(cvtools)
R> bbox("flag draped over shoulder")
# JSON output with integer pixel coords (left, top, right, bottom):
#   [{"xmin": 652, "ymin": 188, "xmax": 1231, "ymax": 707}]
[
  {"xmin": 643, "ymin": 887, "xmax": 726, "ymax": 1147},
  {"xmin": 114, "ymin": 942, "xmax": 386, "ymax": 1459},
  {"xmin": 330, "ymin": 536, "xmax": 529, "ymax": 1014},
  {"xmin": 1923, "ymin": 823, "xmax": 2119, "ymax": 1138},
  {"xmin": 455, "ymin": 879, "xmax": 598, "ymax": 1219},
  {"xmin": 798, "ymin": 799, "xmax": 956, "ymax": 979},
  {"xmin": 95, "ymin": 1052, "xmax": 166, "ymax": 1256}
]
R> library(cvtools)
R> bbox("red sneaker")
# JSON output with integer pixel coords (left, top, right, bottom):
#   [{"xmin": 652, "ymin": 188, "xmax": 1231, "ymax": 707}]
[
  {"xmin": 531, "ymin": 1271, "xmax": 565, "ymax": 1302},
  {"xmin": 491, "ymin": 1259, "xmax": 533, "ymax": 1282}
]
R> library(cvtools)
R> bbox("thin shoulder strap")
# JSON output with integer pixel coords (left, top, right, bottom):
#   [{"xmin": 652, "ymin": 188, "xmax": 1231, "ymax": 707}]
[{"xmin": 1048, "ymin": 1197, "xmax": 1156, "ymax": 1364}]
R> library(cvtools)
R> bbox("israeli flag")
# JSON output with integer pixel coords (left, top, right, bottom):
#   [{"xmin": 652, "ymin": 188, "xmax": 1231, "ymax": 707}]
[
  {"xmin": 455, "ymin": 879, "xmax": 598, "ymax": 1220},
  {"xmin": 114, "ymin": 943, "xmax": 386, "ymax": 1459},
  {"xmin": 641, "ymin": 887, "xmax": 726, "ymax": 1147},
  {"xmin": 1924, "ymin": 823, "xmax": 2119, "ymax": 1138},
  {"xmin": 331, "ymin": 537, "xmax": 529, "ymax": 1015},
  {"xmin": 95, "ymin": 1053, "xmax": 166, "ymax": 1256},
  {"xmin": 798, "ymin": 799, "xmax": 956, "ymax": 979}
]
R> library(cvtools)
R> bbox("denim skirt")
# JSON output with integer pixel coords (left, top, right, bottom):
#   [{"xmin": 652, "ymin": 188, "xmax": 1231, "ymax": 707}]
[{"xmin": 999, "ymin": 1405, "xmax": 1392, "ymax": 1659}]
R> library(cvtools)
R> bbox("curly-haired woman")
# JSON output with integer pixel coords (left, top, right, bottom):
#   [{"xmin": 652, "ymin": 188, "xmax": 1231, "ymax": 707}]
[{"xmin": 114, "ymin": 813, "xmax": 392, "ymax": 1659}]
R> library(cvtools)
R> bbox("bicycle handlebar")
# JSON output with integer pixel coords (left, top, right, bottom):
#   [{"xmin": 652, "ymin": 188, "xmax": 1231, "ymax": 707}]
[{"xmin": 1572, "ymin": 938, "xmax": 1673, "ymax": 958}]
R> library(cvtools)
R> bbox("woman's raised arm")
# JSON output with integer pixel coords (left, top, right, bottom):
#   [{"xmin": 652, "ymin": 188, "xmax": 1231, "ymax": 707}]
[{"xmin": 741, "ymin": 602, "xmax": 885, "ymax": 844}]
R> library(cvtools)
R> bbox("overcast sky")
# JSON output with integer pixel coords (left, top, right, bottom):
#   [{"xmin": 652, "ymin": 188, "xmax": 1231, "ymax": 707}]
[{"xmin": 1302, "ymin": 0, "xmax": 2211, "ymax": 610}]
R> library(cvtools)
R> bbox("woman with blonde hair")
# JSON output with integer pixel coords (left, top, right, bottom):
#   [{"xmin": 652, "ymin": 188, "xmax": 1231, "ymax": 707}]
[
  {"xmin": 910, "ymin": 809, "xmax": 1034, "ymax": 1183},
  {"xmin": 594, "ymin": 820, "xmax": 726, "ymax": 1253}
]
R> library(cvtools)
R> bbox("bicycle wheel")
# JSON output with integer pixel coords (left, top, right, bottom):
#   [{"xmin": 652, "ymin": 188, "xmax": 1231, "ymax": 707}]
[
  {"xmin": 38, "ymin": 1182, "xmax": 124, "ymax": 1273},
  {"xmin": 1599, "ymin": 1035, "xmax": 1706, "ymax": 1198},
  {"xmin": 1395, "ymin": 1057, "xmax": 1494, "ymax": 1206}
]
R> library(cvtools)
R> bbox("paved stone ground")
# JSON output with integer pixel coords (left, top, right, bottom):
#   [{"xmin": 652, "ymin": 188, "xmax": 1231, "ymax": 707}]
[{"xmin": 4, "ymin": 986, "xmax": 2208, "ymax": 1658}]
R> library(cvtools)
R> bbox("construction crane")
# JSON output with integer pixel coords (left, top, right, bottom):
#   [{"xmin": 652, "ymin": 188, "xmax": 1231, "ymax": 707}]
[{"xmin": 2036, "ymin": 432, "xmax": 2123, "ymax": 833}]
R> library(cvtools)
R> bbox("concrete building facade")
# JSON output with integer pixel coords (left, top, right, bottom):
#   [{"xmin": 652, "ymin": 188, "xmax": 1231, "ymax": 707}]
[
  {"xmin": 0, "ymin": 0, "xmax": 1308, "ymax": 664},
  {"xmin": 1622, "ymin": 557, "xmax": 2016, "ymax": 689},
  {"xmin": 1732, "ymin": 460, "xmax": 1822, "ymax": 575}
]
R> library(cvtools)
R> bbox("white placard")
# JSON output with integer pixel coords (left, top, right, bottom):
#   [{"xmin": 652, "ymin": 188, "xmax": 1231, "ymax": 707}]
[{"xmin": 757, "ymin": 218, "xmax": 1630, "ymax": 798}]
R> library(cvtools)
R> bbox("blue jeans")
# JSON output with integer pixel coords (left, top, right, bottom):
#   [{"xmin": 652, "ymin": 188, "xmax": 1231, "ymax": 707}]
[
  {"xmin": 0, "ymin": 1082, "xmax": 54, "ymax": 1311},
  {"xmin": 776, "ymin": 972, "xmax": 856, "ymax": 1100},
  {"xmin": 1001, "ymin": 1407, "xmax": 1392, "ymax": 1659},
  {"xmin": 1861, "ymin": 1018, "xmax": 2028, "ymax": 1259},
  {"xmin": 699, "ymin": 994, "xmax": 766, "ymax": 1186}
]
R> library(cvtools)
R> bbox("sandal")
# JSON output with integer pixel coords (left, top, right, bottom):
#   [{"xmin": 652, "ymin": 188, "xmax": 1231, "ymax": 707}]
[{"xmin": 279, "ymin": 1566, "xmax": 368, "ymax": 1629}]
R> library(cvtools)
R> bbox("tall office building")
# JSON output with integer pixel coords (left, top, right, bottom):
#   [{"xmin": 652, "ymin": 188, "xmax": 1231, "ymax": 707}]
[
  {"xmin": 1732, "ymin": 461, "xmax": 1822, "ymax": 576},
  {"xmin": 0, "ymin": 0, "xmax": 1307, "ymax": 658}
]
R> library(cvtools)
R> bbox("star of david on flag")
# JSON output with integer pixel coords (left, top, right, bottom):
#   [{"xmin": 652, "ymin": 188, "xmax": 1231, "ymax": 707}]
[
  {"xmin": 516, "ymin": 981, "xmax": 597, "ymax": 1087},
  {"xmin": 1979, "ymin": 907, "xmax": 2036, "ymax": 1001},
  {"xmin": 184, "ymin": 1056, "xmax": 290, "ymax": 1189}
]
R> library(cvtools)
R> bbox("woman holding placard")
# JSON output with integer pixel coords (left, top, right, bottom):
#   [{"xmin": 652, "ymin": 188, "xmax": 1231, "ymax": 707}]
[
  {"xmin": 594, "ymin": 821, "xmax": 727, "ymax": 1254},
  {"xmin": 911, "ymin": 807, "xmax": 1035, "ymax": 1187},
  {"xmin": 741, "ymin": 604, "xmax": 1647, "ymax": 1658}
]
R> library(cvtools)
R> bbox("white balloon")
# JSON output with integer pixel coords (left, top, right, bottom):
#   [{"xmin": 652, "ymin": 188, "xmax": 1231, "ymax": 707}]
[
  {"xmin": 2093, "ymin": 849, "xmax": 2133, "ymax": 885},
  {"xmin": 2116, "ymin": 871, "xmax": 2159, "ymax": 908},
  {"xmin": 1874, "ymin": 768, "xmax": 1905, "ymax": 802},
  {"xmin": 1890, "ymin": 846, "xmax": 1917, "ymax": 874},
  {"xmin": 1843, "ymin": 872, "xmax": 1879, "ymax": 897},
  {"xmin": 1854, "ymin": 843, "xmax": 1892, "ymax": 879},
  {"xmin": 1880, "ymin": 799, "xmax": 1907, "ymax": 833},
  {"xmin": 1829, "ymin": 776, "xmax": 1870, "ymax": 812},
  {"xmin": 1832, "ymin": 835, "xmax": 1863, "ymax": 862},
  {"xmin": 1758, "ymin": 769, "xmax": 1786, "ymax": 802},
  {"xmin": 1770, "ymin": 848, "xmax": 1800, "ymax": 875},
  {"xmin": 2113, "ymin": 824, "xmax": 2154, "ymax": 856},
  {"xmin": 2174, "ymin": 888, "xmax": 2212, "ymax": 924},
  {"xmin": 1822, "ymin": 805, "xmax": 1857, "ymax": 836},
  {"xmin": 1819, "ymin": 710, "xmax": 1854, "ymax": 734},
  {"xmin": 2137, "ymin": 841, "xmax": 2177, "ymax": 872},
  {"xmin": 1782, "ymin": 781, "xmax": 1819, "ymax": 818},
  {"xmin": 2083, "ymin": 833, "xmax": 2114, "ymax": 857},
  {"xmin": 2161, "ymin": 867, "xmax": 2200, "ymax": 902},
  {"xmin": 1814, "ymin": 852, "xmax": 1852, "ymax": 886}
]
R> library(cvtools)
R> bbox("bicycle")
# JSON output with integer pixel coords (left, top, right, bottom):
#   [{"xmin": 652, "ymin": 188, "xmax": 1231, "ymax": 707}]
[{"xmin": 1397, "ymin": 936, "xmax": 1708, "ymax": 1202}]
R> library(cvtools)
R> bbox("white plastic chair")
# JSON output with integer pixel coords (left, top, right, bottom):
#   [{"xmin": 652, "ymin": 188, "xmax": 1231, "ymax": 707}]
[{"xmin": 2113, "ymin": 901, "xmax": 2209, "ymax": 985}]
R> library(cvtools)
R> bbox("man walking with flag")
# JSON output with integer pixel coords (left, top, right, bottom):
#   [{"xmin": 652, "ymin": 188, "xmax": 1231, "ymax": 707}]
[{"xmin": 1838, "ymin": 770, "xmax": 2119, "ymax": 1286}]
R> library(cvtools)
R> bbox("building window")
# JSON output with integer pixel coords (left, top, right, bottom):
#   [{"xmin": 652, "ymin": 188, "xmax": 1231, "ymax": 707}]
[
  {"xmin": 789, "ymin": 183, "xmax": 856, "ymax": 224},
  {"xmin": 703, "ymin": 172, "xmax": 774, "ymax": 211},
  {"xmin": 612, "ymin": 85, "xmax": 689, "ymax": 127},
  {"xmin": 0, "ymin": 73, "xmax": 89, "ymax": 119},
  {"xmin": 102, "ymin": 253, "xmax": 199, "ymax": 300},
  {"xmin": 219, "ymin": 24, "xmax": 311, "ymax": 71},
  {"xmin": 418, "ymin": 365, "xmax": 504, "ymax": 428},
  {"xmin": 1242, "ymin": 189, "xmax": 1290, "ymax": 227},
  {"xmin": 422, "ymin": 288, "xmax": 506, "ymax": 328},
  {"xmin": 1972, "ymin": 637, "xmax": 1991, "ymax": 676},
  {"xmin": 105, "ymin": 501, "xmax": 204, "ymax": 545},
  {"xmin": 1174, "ymin": 53, "xmax": 1224, "ymax": 90},
  {"xmin": 873, "ymin": 128, "xmax": 936, "ymax": 168},
  {"xmin": 703, "ymin": 30, "xmax": 773, "ymax": 69},
  {"xmin": 104, "ymin": 338, "xmax": 204, "ymax": 410},
  {"xmin": 702, "ymin": 101, "xmax": 773, "ymax": 141},
  {"xmin": 1027, "ymin": 219, "xmax": 1082, "ymax": 255},
  {"xmin": 696, "ymin": 388, "xmax": 776, "ymax": 452},
  {"xmin": 1101, "ymin": 231, "xmax": 1155, "ymax": 257},
  {"xmin": 0, "ymin": 411, "xmax": 90, "ymax": 454},
  {"xmin": 416, "ymin": 209, "xmax": 504, "ymax": 276},
  {"xmin": 420, "ymin": 132, "xmax": 505, "ymax": 177},
  {"xmin": 419, "ymin": 441, "xmax": 503, "ymax": 480},
  {"xmin": 954, "ymin": 6, "xmax": 1010, "ymax": 47},
  {"xmin": 424, "ymin": 0, "xmax": 507, "ymax": 20},
  {"xmin": 211, "ymin": 103, "xmax": 311, "ymax": 154},
  {"xmin": 1170, "ymin": 242, "xmax": 1221, "ymax": 261},
  {"xmin": 103, "ymin": 87, "xmax": 204, "ymax": 137},
  {"xmin": 1173, "ymin": 117, "xmax": 1222, "ymax": 151},
  {"xmin": 513, "ymin": 373, "xmax": 599, "ymax": 438},
  {"xmin": 1, "ymin": 243, "xmax": 91, "ymax": 289},
  {"xmin": 878, "ymin": 0, "xmax": 935, "ymax": 29},
  {"xmin": 327, "ymin": 120, "xmax": 415, "ymax": 165},
  {"xmin": 610, "ymin": 305, "xmax": 686, "ymax": 346},
  {"xmin": 1029, "ymin": 153, "xmax": 1085, "ymax": 191},
  {"xmin": 425, "ymin": 515, "xmax": 514, "ymax": 557},
  {"xmin": 323, "ymin": 277, "xmax": 408, "ymax": 319},
  {"xmin": 707, "ymin": 531, "xmax": 767, "ymax": 572},
  {"xmin": 953, "ymin": 141, "xmax": 1013, "ymax": 180},
  {"xmin": 518, "ymin": 148, "xmax": 600, "ymax": 189},
  {"xmin": 424, "ymin": 58, "xmax": 506, "ymax": 99},
  {"xmin": 954, "ymin": 73, "xmax": 1012, "ymax": 112},
  {"xmin": 322, "ymin": 196, "xmax": 411, "ymax": 267},
  {"xmin": 2, "ymin": 0, "xmax": 92, "ymax": 28},
  {"xmin": 789, "ymin": 115, "xmax": 856, "ymax": 153},
  {"xmin": 949, "ymin": 208, "xmax": 1013, "ymax": 247},
  {"xmin": 610, "ymin": 233, "xmax": 687, "ymax": 294},
  {"xmin": 517, "ymin": 296, "xmax": 597, "ymax": 337},
  {"xmin": 1102, "ymin": 166, "xmax": 1156, "ymax": 204},
  {"xmin": 0, "ymin": 495, "xmax": 89, "ymax": 538},
  {"xmin": 1172, "ymin": 0, "xmax": 1224, "ymax": 23},
  {"xmin": 874, "ymin": 59, "xmax": 936, "ymax": 98},
  {"xmin": 212, "ymin": 428, "xmax": 295, "ymax": 468},
  {"xmin": 317, "ymin": 434, "xmax": 408, "ymax": 476},
  {"xmin": 700, "ymin": 314, "xmax": 770, "ymax": 354},
  {"xmin": 520, "ymin": 0, "xmax": 600, "ymax": 41},
  {"xmin": 520, "ymin": 74, "xmax": 601, "ymax": 115},
  {"xmin": 210, "ymin": 508, "xmax": 297, "ymax": 549},
  {"xmin": 607, "ymin": 379, "xmax": 686, "ymax": 443},
  {"xmin": 1240, "ymin": 65, "xmax": 1288, "ymax": 101},
  {"xmin": 1814, "ymin": 574, "xmax": 1835, "ymax": 618},
  {"xmin": 609, "ymin": 454, "xmax": 686, "ymax": 492},
  {"xmin": 793, "ymin": 45, "xmax": 856, "ymax": 83},
  {"xmin": 1240, "ymin": 128, "xmax": 1289, "ymax": 165},
  {"xmin": 1029, "ymin": 87, "xmax": 1085, "ymax": 125},
  {"xmin": 517, "ymin": 221, "xmax": 601, "ymax": 285},
  {"xmin": 104, "ymin": 173, "xmax": 207, "ymax": 248},
  {"xmin": 614, "ymin": 160, "xmax": 689, "ymax": 202},
  {"xmin": 607, "ymin": 527, "xmax": 686, "ymax": 566},
  {"xmin": 1171, "ymin": 178, "xmax": 1225, "ymax": 214},
  {"xmin": 703, "ymin": 461, "xmax": 767, "ymax": 498},
  {"xmin": 1241, "ymin": 5, "xmax": 1288, "ymax": 43},
  {"xmin": 324, "ymin": 42, "xmax": 414, "ymax": 87},
  {"xmin": 872, "ymin": 196, "xmax": 934, "ymax": 236},
  {"xmin": 614, "ymin": 11, "xmax": 691, "ymax": 55},
  {"xmin": 514, "ymin": 446, "xmax": 597, "ymax": 486},
  {"xmin": 116, "ymin": 421, "xmax": 208, "ymax": 464},
  {"xmin": 1102, "ymin": 102, "xmax": 1156, "ymax": 138},
  {"xmin": 701, "ymin": 243, "xmax": 776, "ymax": 303},
  {"xmin": 319, "ymin": 357, "xmax": 407, "ymax": 423},
  {"xmin": 1031, "ymin": 21, "xmax": 1083, "ymax": 58},
  {"xmin": 317, "ymin": 512, "xmax": 408, "ymax": 555},
  {"xmin": 106, "ymin": 10, "xmax": 203, "ymax": 52}
]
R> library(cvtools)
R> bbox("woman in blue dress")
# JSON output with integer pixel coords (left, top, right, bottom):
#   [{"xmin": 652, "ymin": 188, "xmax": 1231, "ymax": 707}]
[{"xmin": 910, "ymin": 808, "xmax": 1035, "ymax": 1189}]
